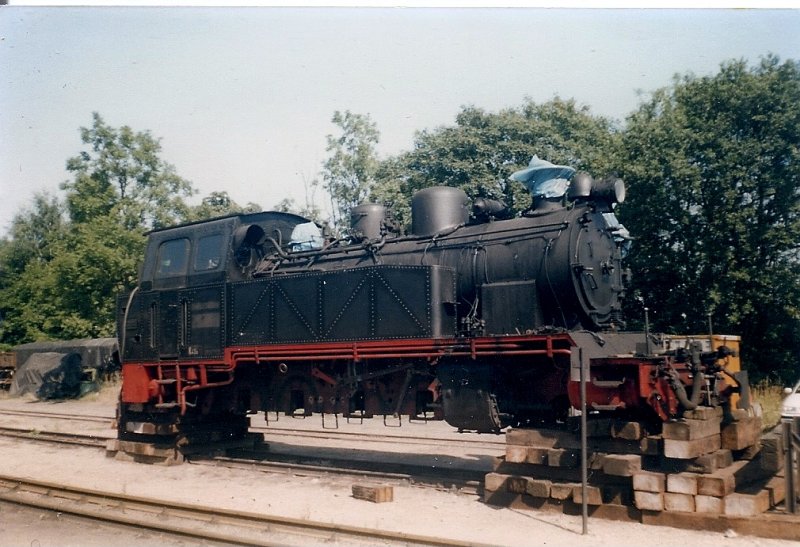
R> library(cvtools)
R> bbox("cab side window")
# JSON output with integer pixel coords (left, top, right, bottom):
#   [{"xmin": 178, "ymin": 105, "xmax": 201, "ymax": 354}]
[
  {"xmin": 194, "ymin": 234, "xmax": 224, "ymax": 271},
  {"xmin": 156, "ymin": 238, "xmax": 190, "ymax": 277}
]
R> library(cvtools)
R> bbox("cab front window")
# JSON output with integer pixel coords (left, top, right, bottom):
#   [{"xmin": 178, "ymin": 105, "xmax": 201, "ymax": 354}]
[
  {"xmin": 194, "ymin": 234, "xmax": 224, "ymax": 271},
  {"xmin": 156, "ymin": 238, "xmax": 190, "ymax": 277}
]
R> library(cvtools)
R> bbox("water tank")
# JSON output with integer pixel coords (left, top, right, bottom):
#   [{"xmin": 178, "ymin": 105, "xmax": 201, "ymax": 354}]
[{"xmin": 411, "ymin": 187, "xmax": 470, "ymax": 236}]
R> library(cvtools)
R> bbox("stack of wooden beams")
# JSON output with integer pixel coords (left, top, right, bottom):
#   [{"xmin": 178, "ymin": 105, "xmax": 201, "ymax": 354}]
[{"xmin": 484, "ymin": 409, "xmax": 784, "ymax": 519}]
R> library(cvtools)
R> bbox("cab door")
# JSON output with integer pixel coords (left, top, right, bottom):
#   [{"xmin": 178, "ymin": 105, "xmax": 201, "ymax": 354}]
[
  {"xmin": 178, "ymin": 286, "xmax": 225, "ymax": 359},
  {"xmin": 158, "ymin": 290, "xmax": 182, "ymax": 359}
]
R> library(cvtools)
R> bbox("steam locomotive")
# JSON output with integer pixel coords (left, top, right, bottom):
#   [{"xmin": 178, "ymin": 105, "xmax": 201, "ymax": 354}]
[{"xmin": 116, "ymin": 158, "xmax": 748, "ymax": 444}]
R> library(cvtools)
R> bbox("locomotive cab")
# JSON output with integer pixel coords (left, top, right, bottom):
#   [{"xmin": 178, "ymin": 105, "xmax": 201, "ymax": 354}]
[
  {"xmin": 142, "ymin": 217, "xmax": 232, "ymax": 291},
  {"xmin": 121, "ymin": 211, "xmax": 314, "ymax": 363},
  {"xmin": 138, "ymin": 211, "xmax": 315, "ymax": 291}
]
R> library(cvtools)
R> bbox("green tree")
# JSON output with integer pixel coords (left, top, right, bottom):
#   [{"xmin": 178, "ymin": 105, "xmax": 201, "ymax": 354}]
[
  {"xmin": 1, "ymin": 217, "xmax": 143, "ymax": 341},
  {"xmin": 0, "ymin": 114, "xmax": 203, "ymax": 345},
  {"xmin": 185, "ymin": 191, "xmax": 261, "ymax": 221},
  {"xmin": 372, "ymin": 98, "xmax": 619, "ymax": 227},
  {"xmin": 617, "ymin": 56, "xmax": 800, "ymax": 382},
  {"xmin": 322, "ymin": 111, "xmax": 381, "ymax": 231},
  {"xmin": 0, "ymin": 192, "xmax": 66, "ymax": 275},
  {"xmin": 0, "ymin": 193, "xmax": 68, "ymax": 342},
  {"xmin": 62, "ymin": 112, "xmax": 195, "ymax": 230}
]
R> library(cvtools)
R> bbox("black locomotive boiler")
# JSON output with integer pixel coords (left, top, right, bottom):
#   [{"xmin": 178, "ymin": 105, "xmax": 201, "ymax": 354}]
[{"xmin": 116, "ymin": 159, "xmax": 745, "ymax": 446}]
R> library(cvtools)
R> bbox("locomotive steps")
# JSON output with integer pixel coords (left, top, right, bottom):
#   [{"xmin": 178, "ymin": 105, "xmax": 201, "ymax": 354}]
[{"xmin": 484, "ymin": 408, "xmax": 798, "ymax": 539}]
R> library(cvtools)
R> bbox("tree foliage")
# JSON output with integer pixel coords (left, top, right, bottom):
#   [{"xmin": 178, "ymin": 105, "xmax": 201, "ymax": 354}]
[
  {"xmin": 372, "ymin": 98, "xmax": 619, "ymax": 227},
  {"xmin": 616, "ymin": 56, "xmax": 800, "ymax": 382},
  {"xmin": 322, "ymin": 110, "xmax": 381, "ymax": 231},
  {"xmin": 1, "ymin": 217, "xmax": 143, "ymax": 341},
  {"xmin": 0, "ymin": 193, "xmax": 69, "ymax": 342},
  {"xmin": 1, "ymin": 192, "xmax": 67, "ymax": 275},
  {"xmin": 184, "ymin": 191, "xmax": 261, "ymax": 221},
  {"xmin": 0, "ymin": 114, "xmax": 234, "ymax": 345},
  {"xmin": 62, "ymin": 112, "xmax": 195, "ymax": 230}
]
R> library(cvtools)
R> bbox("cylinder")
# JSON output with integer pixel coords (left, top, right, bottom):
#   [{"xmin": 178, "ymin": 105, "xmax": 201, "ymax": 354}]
[
  {"xmin": 569, "ymin": 172, "xmax": 594, "ymax": 200},
  {"xmin": 350, "ymin": 203, "xmax": 387, "ymax": 241},
  {"xmin": 411, "ymin": 187, "xmax": 470, "ymax": 236}
]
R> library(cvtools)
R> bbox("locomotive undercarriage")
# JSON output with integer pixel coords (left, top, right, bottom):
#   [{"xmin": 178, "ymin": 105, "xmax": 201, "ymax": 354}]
[
  {"xmin": 116, "ymin": 333, "xmax": 751, "ymax": 453},
  {"xmin": 116, "ymin": 334, "xmax": 578, "ymax": 444}
]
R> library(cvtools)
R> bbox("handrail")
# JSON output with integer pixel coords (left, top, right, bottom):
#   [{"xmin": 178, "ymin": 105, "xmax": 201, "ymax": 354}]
[{"xmin": 785, "ymin": 418, "xmax": 799, "ymax": 514}]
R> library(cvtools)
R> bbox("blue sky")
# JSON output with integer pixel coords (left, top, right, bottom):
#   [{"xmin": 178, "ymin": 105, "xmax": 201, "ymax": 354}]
[{"xmin": 1, "ymin": 7, "xmax": 799, "ymax": 235}]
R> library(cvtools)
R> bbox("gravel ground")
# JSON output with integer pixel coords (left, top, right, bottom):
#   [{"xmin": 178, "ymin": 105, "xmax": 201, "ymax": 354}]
[{"xmin": 0, "ymin": 387, "xmax": 797, "ymax": 547}]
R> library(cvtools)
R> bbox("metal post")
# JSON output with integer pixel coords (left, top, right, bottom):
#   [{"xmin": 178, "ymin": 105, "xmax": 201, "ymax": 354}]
[
  {"xmin": 579, "ymin": 347, "xmax": 588, "ymax": 534},
  {"xmin": 786, "ymin": 419, "xmax": 798, "ymax": 514}
]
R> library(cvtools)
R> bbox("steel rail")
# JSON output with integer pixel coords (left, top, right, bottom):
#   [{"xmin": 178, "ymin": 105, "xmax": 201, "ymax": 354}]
[
  {"xmin": 0, "ymin": 425, "xmax": 109, "ymax": 447},
  {"xmin": 0, "ymin": 474, "xmax": 492, "ymax": 547},
  {"xmin": 202, "ymin": 447, "xmax": 486, "ymax": 494},
  {"xmin": 0, "ymin": 408, "xmax": 112, "ymax": 423},
  {"xmin": 0, "ymin": 406, "xmax": 505, "ymax": 451},
  {"xmin": 0, "ymin": 425, "xmax": 486, "ymax": 494},
  {"xmin": 192, "ymin": 454, "xmax": 484, "ymax": 496}
]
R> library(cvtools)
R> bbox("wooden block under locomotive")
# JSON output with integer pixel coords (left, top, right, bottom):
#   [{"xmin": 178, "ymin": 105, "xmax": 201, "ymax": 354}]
[{"xmin": 114, "ymin": 158, "xmax": 756, "ymax": 462}]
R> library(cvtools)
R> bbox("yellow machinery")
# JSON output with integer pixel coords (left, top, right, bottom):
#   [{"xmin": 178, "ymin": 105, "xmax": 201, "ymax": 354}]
[{"xmin": 661, "ymin": 334, "xmax": 744, "ymax": 410}]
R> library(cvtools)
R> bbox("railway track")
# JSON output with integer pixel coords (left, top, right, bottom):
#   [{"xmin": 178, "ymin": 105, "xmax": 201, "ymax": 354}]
[
  {"xmin": 0, "ymin": 405, "xmax": 491, "ymax": 490},
  {"xmin": 0, "ymin": 423, "xmax": 487, "ymax": 544},
  {"xmin": 0, "ymin": 474, "xmax": 491, "ymax": 547},
  {"xmin": 0, "ymin": 423, "xmax": 485, "ymax": 494},
  {"xmin": 0, "ymin": 425, "xmax": 109, "ymax": 447},
  {"xmin": 0, "ymin": 404, "xmax": 493, "ymax": 502},
  {"xmin": 198, "ymin": 448, "xmax": 486, "ymax": 494},
  {"xmin": 3, "ymin": 405, "xmax": 797, "ymax": 544},
  {"xmin": 0, "ymin": 406, "xmax": 506, "ymax": 453},
  {"xmin": 0, "ymin": 408, "xmax": 112, "ymax": 423}
]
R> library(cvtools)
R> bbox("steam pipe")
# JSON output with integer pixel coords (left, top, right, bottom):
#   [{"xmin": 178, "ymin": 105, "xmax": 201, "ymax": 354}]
[
  {"xmin": 668, "ymin": 369, "xmax": 705, "ymax": 411},
  {"xmin": 119, "ymin": 286, "xmax": 140, "ymax": 362},
  {"xmin": 668, "ymin": 344, "xmax": 706, "ymax": 411}
]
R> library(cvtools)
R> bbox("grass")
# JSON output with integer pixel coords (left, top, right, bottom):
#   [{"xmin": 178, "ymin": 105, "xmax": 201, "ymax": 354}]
[
  {"xmin": 84, "ymin": 377, "xmax": 122, "ymax": 403},
  {"xmin": 752, "ymin": 381, "xmax": 786, "ymax": 432}
]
